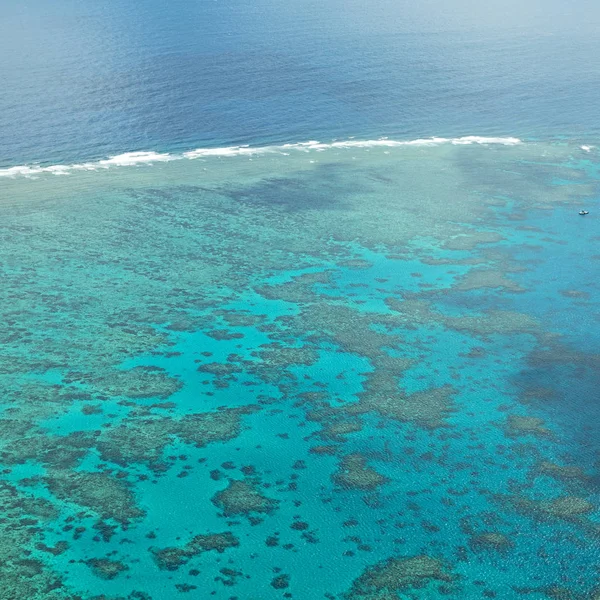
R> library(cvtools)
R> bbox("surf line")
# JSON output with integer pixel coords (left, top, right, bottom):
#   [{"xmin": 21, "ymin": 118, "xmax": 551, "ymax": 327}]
[{"xmin": 0, "ymin": 136, "xmax": 523, "ymax": 179}]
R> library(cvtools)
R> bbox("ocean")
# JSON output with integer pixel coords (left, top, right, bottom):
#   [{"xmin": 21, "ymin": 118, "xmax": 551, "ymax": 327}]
[{"xmin": 1, "ymin": 1, "xmax": 600, "ymax": 599}]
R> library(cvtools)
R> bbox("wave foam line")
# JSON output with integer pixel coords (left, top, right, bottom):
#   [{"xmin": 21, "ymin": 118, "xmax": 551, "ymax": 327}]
[{"xmin": 0, "ymin": 136, "xmax": 522, "ymax": 179}]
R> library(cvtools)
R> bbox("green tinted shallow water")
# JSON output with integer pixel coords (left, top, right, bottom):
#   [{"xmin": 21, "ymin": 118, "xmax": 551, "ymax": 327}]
[{"xmin": 1, "ymin": 140, "xmax": 600, "ymax": 599}]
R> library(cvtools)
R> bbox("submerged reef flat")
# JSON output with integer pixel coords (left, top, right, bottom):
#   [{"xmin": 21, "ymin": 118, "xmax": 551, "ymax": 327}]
[
  {"xmin": 0, "ymin": 141, "xmax": 599, "ymax": 598},
  {"xmin": 506, "ymin": 494, "xmax": 595, "ymax": 522},
  {"xmin": 80, "ymin": 366, "xmax": 183, "ymax": 399},
  {"xmin": 535, "ymin": 461, "xmax": 591, "ymax": 489},
  {"xmin": 85, "ymin": 557, "xmax": 129, "ymax": 580},
  {"xmin": 453, "ymin": 267, "xmax": 526, "ymax": 293},
  {"xmin": 468, "ymin": 531, "xmax": 514, "ymax": 553},
  {"xmin": 212, "ymin": 478, "xmax": 279, "ymax": 516},
  {"xmin": 151, "ymin": 532, "xmax": 239, "ymax": 571},
  {"xmin": 333, "ymin": 453, "xmax": 389, "ymax": 491},
  {"xmin": 351, "ymin": 384, "xmax": 457, "ymax": 430},
  {"xmin": 96, "ymin": 405, "xmax": 256, "ymax": 472},
  {"xmin": 0, "ymin": 482, "xmax": 65, "ymax": 599},
  {"xmin": 45, "ymin": 470, "xmax": 145, "ymax": 524},
  {"xmin": 344, "ymin": 555, "xmax": 456, "ymax": 598},
  {"xmin": 503, "ymin": 415, "xmax": 553, "ymax": 439}
]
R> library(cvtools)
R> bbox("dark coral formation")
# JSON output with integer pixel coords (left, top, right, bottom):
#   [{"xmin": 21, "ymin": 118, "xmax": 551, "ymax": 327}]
[
  {"xmin": 1, "ymin": 430, "xmax": 97, "ymax": 470},
  {"xmin": 271, "ymin": 574, "xmax": 291, "ymax": 589},
  {"xmin": 151, "ymin": 532, "xmax": 239, "ymax": 571},
  {"xmin": 503, "ymin": 415, "xmax": 553, "ymax": 439},
  {"xmin": 535, "ymin": 461, "xmax": 591, "ymax": 491},
  {"xmin": 453, "ymin": 268, "xmax": 525, "ymax": 293},
  {"xmin": 443, "ymin": 310, "xmax": 539, "ymax": 337},
  {"xmin": 80, "ymin": 366, "xmax": 182, "ymax": 399},
  {"xmin": 386, "ymin": 297, "xmax": 540, "ymax": 338},
  {"xmin": 97, "ymin": 405, "xmax": 257, "ymax": 472},
  {"xmin": 469, "ymin": 532, "xmax": 513, "ymax": 553},
  {"xmin": 559, "ymin": 289, "xmax": 590, "ymax": 299},
  {"xmin": 344, "ymin": 555, "xmax": 456, "ymax": 598},
  {"xmin": 333, "ymin": 454, "xmax": 388, "ymax": 491},
  {"xmin": 248, "ymin": 342, "xmax": 319, "ymax": 383},
  {"xmin": 212, "ymin": 479, "xmax": 279, "ymax": 516},
  {"xmin": 502, "ymin": 493, "xmax": 598, "ymax": 535},
  {"xmin": 0, "ymin": 482, "xmax": 65, "ymax": 598},
  {"xmin": 532, "ymin": 496, "xmax": 595, "ymax": 518},
  {"xmin": 351, "ymin": 384, "xmax": 457, "ymax": 430},
  {"xmin": 515, "ymin": 584, "xmax": 591, "ymax": 600},
  {"xmin": 205, "ymin": 329, "xmax": 245, "ymax": 340},
  {"xmin": 45, "ymin": 470, "xmax": 145, "ymax": 524},
  {"xmin": 319, "ymin": 418, "xmax": 363, "ymax": 440},
  {"xmin": 86, "ymin": 557, "xmax": 129, "ymax": 580}
]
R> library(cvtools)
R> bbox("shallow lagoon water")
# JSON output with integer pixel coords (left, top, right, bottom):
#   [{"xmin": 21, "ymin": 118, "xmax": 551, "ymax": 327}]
[{"xmin": 0, "ymin": 139, "xmax": 599, "ymax": 599}]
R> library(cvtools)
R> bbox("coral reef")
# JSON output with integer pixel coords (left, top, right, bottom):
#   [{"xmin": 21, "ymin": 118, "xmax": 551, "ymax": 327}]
[
  {"xmin": 45, "ymin": 470, "xmax": 145, "ymax": 524},
  {"xmin": 385, "ymin": 297, "xmax": 540, "ymax": 338},
  {"xmin": 256, "ymin": 270, "xmax": 334, "ymax": 304},
  {"xmin": 248, "ymin": 342, "xmax": 319, "ymax": 383},
  {"xmin": 97, "ymin": 405, "xmax": 257, "ymax": 471},
  {"xmin": 319, "ymin": 418, "xmax": 363, "ymax": 440},
  {"xmin": 0, "ymin": 136, "xmax": 598, "ymax": 599},
  {"xmin": 469, "ymin": 532, "xmax": 513, "ymax": 553},
  {"xmin": 559, "ymin": 289, "xmax": 590, "ymax": 299},
  {"xmin": 535, "ymin": 461, "xmax": 591, "ymax": 489},
  {"xmin": 443, "ymin": 310, "xmax": 539, "ymax": 337},
  {"xmin": 1, "ymin": 430, "xmax": 96, "ymax": 469},
  {"xmin": 503, "ymin": 493, "xmax": 598, "ymax": 534},
  {"xmin": 86, "ymin": 557, "xmax": 129, "ymax": 580},
  {"xmin": 212, "ymin": 479, "xmax": 279, "ymax": 516},
  {"xmin": 503, "ymin": 415, "xmax": 553, "ymax": 439},
  {"xmin": 453, "ymin": 268, "xmax": 525, "ymax": 293},
  {"xmin": 271, "ymin": 574, "xmax": 291, "ymax": 589},
  {"xmin": 333, "ymin": 454, "xmax": 388, "ymax": 491},
  {"xmin": 0, "ymin": 482, "xmax": 67, "ymax": 599},
  {"xmin": 537, "ymin": 496, "xmax": 595, "ymax": 518},
  {"xmin": 79, "ymin": 366, "xmax": 182, "ymax": 399},
  {"xmin": 353, "ymin": 384, "xmax": 456, "ymax": 430},
  {"xmin": 344, "ymin": 555, "xmax": 455, "ymax": 598},
  {"xmin": 151, "ymin": 532, "xmax": 239, "ymax": 571}
]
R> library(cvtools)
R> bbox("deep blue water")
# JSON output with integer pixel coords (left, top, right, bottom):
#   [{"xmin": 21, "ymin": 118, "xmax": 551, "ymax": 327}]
[{"xmin": 2, "ymin": 0, "xmax": 600, "ymax": 167}]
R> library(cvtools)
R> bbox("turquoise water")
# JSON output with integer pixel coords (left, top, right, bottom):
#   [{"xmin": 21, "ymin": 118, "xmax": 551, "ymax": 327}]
[
  {"xmin": 2, "ymin": 0, "xmax": 600, "ymax": 595},
  {"xmin": 1, "ymin": 139, "xmax": 599, "ymax": 598}
]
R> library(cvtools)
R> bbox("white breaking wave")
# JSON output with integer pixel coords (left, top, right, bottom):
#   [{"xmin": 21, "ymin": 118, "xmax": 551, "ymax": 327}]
[
  {"xmin": 0, "ymin": 136, "xmax": 522, "ymax": 179},
  {"xmin": 0, "ymin": 151, "xmax": 174, "ymax": 179}
]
